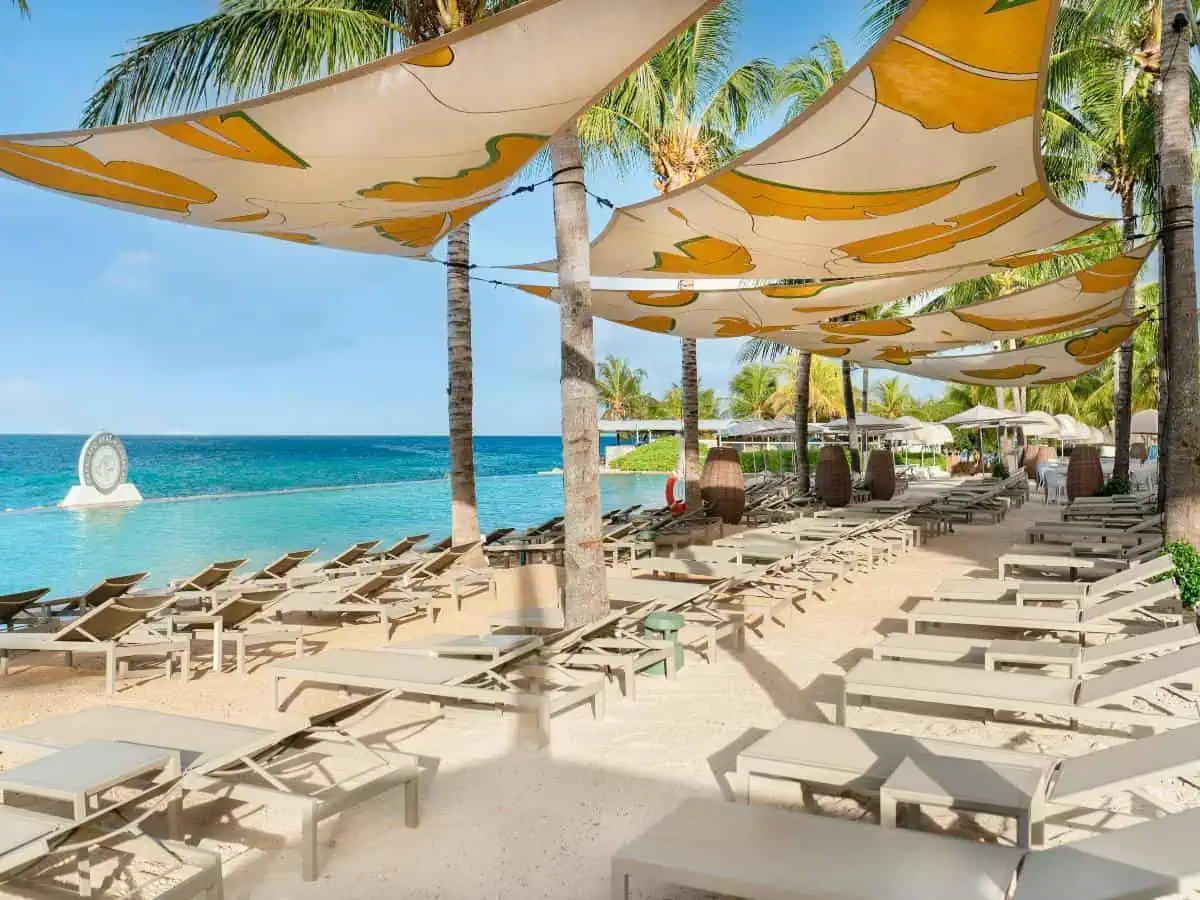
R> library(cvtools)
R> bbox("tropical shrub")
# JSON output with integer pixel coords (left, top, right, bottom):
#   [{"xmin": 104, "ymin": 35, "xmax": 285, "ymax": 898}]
[
  {"xmin": 1165, "ymin": 542, "xmax": 1200, "ymax": 609},
  {"xmin": 990, "ymin": 459, "xmax": 1010, "ymax": 479},
  {"xmin": 1093, "ymin": 475, "xmax": 1132, "ymax": 497}
]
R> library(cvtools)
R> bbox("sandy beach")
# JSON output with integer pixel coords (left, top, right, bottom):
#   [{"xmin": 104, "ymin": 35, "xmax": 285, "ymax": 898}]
[{"xmin": 0, "ymin": 497, "xmax": 1191, "ymax": 899}]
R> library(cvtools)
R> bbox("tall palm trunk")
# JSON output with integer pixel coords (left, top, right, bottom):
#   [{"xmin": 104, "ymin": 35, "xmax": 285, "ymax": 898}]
[
  {"xmin": 1158, "ymin": 0, "xmax": 1200, "ymax": 541},
  {"xmin": 446, "ymin": 223, "xmax": 480, "ymax": 546},
  {"xmin": 841, "ymin": 361, "xmax": 859, "ymax": 473},
  {"xmin": 860, "ymin": 367, "xmax": 870, "ymax": 416},
  {"xmin": 1112, "ymin": 189, "xmax": 1138, "ymax": 482},
  {"xmin": 794, "ymin": 351, "xmax": 811, "ymax": 489},
  {"xmin": 681, "ymin": 337, "xmax": 702, "ymax": 509},
  {"xmin": 550, "ymin": 123, "xmax": 605, "ymax": 626}
]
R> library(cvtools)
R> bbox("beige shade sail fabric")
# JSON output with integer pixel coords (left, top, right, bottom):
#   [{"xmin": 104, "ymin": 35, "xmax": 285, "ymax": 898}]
[
  {"xmin": 772, "ymin": 242, "xmax": 1153, "ymax": 365},
  {"xmin": 0, "ymin": 0, "xmax": 714, "ymax": 257},
  {"xmin": 510, "ymin": 240, "xmax": 1144, "ymax": 342},
  {"xmin": 868, "ymin": 318, "xmax": 1146, "ymax": 387},
  {"xmin": 522, "ymin": 0, "xmax": 1107, "ymax": 290}
]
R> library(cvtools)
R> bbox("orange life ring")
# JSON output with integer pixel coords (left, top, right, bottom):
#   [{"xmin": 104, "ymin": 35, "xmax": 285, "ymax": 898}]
[{"xmin": 664, "ymin": 474, "xmax": 687, "ymax": 514}]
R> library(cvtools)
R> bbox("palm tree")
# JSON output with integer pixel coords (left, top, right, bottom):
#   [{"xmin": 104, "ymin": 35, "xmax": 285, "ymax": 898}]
[
  {"xmin": 728, "ymin": 364, "xmax": 778, "ymax": 419},
  {"xmin": 581, "ymin": 0, "xmax": 776, "ymax": 510},
  {"xmin": 661, "ymin": 383, "xmax": 720, "ymax": 419},
  {"xmin": 550, "ymin": 123, "xmax": 606, "ymax": 627},
  {"xmin": 82, "ymin": 0, "xmax": 512, "ymax": 550},
  {"xmin": 871, "ymin": 377, "xmax": 915, "ymax": 419},
  {"xmin": 597, "ymin": 357, "xmax": 648, "ymax": 419},
  {"xmin": 11, "ymin": 0, "xmax": 28, "ymax": 15}
]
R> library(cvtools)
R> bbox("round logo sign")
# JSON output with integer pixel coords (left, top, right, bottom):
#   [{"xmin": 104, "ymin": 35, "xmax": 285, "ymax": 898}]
[{"xmin": 78, "ymin": 433, "xmax": 129, "ymax": 496}]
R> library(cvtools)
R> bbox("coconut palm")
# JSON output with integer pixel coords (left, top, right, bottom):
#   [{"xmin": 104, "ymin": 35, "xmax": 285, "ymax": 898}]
[
  {"xmin": 581, "ymin": 0, "xmax": 776, "ymax": 510},
  {"xmin": 11, "ymin": 0, "xmax": 28, "ymax": 14},
  {"xmin": 661, "ymin": 383, "xmax": 720, "ymax": 419},
  {"xmin": 871, "ymin": 377, "xmax": 915, "ymax": 419},
  {"xmin": 728, "ymin": 364, "xmax": 778, "ymax": 419},
  {"xmin": 597, "ymin": 357, "xmax": 648, "ymax": 420},
  {"xmin": 82, "ymin": 0, "xmax": 519, "ymax": 550},
  {"xmin": 767, "ymin": 354, "xmax": 844, "ymax": 419}
]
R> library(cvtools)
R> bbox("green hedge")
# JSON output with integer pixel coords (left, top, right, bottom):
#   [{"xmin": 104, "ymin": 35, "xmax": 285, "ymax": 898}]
[
  {"xmin": 612, "ymin": 439, "xmax": 947, "ymax": 474},
  {"xmin": 609, "ymin": 437, "xmax": 681, "ymax": 472}
]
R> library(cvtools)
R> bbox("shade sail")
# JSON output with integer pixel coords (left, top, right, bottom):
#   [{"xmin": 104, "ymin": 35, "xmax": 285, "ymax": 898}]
[
  {"xmin": 511, "ymin": 241, "xmax": 1105, "ymax": 338},
  {"xmin": 524, "ymin": 0, "xmax": 1106, "ymax": 284},
  {"xmin": 0, "ymin": 0, "xmax": 714, "ymax": 257},
  {"xmin": 880, "ymin": 319, "xmax": 1145, "ymax": 387},
  {"xmin": 772, "ymin": 243, "xmax": 1152, "ymax": 365}
]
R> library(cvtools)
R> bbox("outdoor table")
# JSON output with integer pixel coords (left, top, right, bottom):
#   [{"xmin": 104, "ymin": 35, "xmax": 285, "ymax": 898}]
[
  {"xmin": 0, "ymin": 739, "xmax": 179, "ymax": 820},
  {"xmin": 998, "ymin": 554, "xmax": 1097, "ymax": 580},
  {"xmin": 382, "ymin": 633, "xmax": 542, "ymax": 662},
  {"xmin": 986, "ymin": 639, "xmax": 1082, "ymax": 677},
  {"xmin": 879, "ymin": 755, "xmax": 1050, "ymax": 849}
]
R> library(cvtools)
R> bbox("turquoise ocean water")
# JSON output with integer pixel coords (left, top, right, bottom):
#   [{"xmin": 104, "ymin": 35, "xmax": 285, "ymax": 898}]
[{"xmin": 0, "ymin": 435, "xmax": 663, "ymax": 595}]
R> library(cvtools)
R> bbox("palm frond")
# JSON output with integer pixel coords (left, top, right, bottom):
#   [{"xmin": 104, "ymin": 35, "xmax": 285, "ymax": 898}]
[
  {"xmin": 83, "ymin": 0, "xmax": 405, "ymax": 126},
  {"xmin": 858, "ymin": 0, "xmax": 909, "ymax": 45}
]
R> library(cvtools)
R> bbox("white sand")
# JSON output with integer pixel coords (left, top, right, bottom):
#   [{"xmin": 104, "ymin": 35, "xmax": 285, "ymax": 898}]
[{"xmin": 0, "ymin": 498, "xmax": 1194, "ymax": 899}]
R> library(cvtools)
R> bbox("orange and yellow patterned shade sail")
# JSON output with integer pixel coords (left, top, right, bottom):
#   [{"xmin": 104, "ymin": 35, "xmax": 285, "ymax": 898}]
[{"xmin": 0, "ymin": 0, "xmax": 715, "ymax": 257}]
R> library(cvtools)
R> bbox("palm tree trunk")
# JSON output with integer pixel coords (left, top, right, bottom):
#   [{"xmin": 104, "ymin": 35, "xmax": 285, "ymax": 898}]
[
  {"xmin": 1112, "ymin": 191, "xmax": 1138, "ymax": 483},
  {"xmin": 550, "ymin": 124, "xmax": 606, "ymax": 627},
  {"xmin": 860, "ymin": 367, "xmax": 869, "ymax": 416},
  {"xmin": 681, "ymin": 337, "xmax": 702, "ymax": 510},
  {"xmin": 446, "ymin": 223, "xmax": 480, "ymax": 547},
  {"xmin": 1158, "ymin": 0, "xmax": 1200, "ymax": 541},
  {"xmin": 794, "ymin": 351, "xmax": 811, "ymax": 489},
  {"xmin": 842, "ymin": 361, "xmax": 859, "ymax": 473}
]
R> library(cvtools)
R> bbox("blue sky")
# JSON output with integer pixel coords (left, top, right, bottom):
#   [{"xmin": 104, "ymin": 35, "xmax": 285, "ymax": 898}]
[{"xmin": 0, "ymin": 2, "xmax": 1107, "ymax": 435}]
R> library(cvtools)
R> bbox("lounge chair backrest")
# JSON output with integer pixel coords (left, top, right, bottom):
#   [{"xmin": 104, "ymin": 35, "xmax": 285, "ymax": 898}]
[
  {"xmin": 1080, "ymin": 579, "xmax": 1178, "ymax": 624},
  {"xmin": 378, "ymin": 535, "xmax": 426, "ymax": 558},
  {"xmin": 1012, "ymin": 803, "xmax": 1200, "ymax": 900},
  {"xmin": 1049, "ymin": 719, "xmax": 1200, "ymax": 805},
  {"xmin": 1129, "ymin": 514, "xmax": 1164, "ymax": 533},
  {"xmin": 83, "ymin": 572, "xmax": 149, "ymax": 607},
  {"xmin": 0, "ymin": 588, "xmax": 50, "ymax": 626},
  {"xmin": 483, "ymin": 527, "xmax": 515, "ymax": 544},
  {"xmin": 256, "ymin": 548, "xmax": 317, "ymax": 579},
  {"xmin": 412, "ymin": 542, "xmax": 479, "ymax": 579},
  {"xmin": 349, "ymin": 573, "xmax": 402, "ymax": 600},
  {"xmin": 54, "ymin": 594, "xmax": 173, "ymax": 643},
  {"xmin": 1087, "ymin": 555, "xmax": 1174, "ymax": 596},
  {"xmin": 321, "ymin": 540, "xmax": 379, "ymax": 569},
  {"xmin": 543, "ymin": 608, "xmax": 634, "ymax": 654},
  {"xmin": 210, "ymin": 587, "xmax": 288, "ymax": 628},
  {"xmin": 184, "ymin": 559, "xmax": 247, "ymax": 591},
  {"xmin": 1076, "ymin": 642, "xmax": 1200, "ymax": 706},
  {"xmin": 425, "ymin": 536, "xmax": 453, "ymax": 554},
  {"xmin": 1083, "ymin": 622, "xmax": 1200, "ymax": 666}
]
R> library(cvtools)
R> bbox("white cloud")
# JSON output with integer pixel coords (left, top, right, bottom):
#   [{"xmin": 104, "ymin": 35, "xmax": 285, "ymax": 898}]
[{"xmin": 99, "ymin": 250, "xmax": 154, "ymax": 293}]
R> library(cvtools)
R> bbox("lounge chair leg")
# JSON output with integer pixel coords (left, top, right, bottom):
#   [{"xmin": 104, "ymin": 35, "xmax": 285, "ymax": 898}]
[
  {"xmin": 0, "ymin": 651, "xmax": 7, "ymax": 676},
  {"xmin": 301, "ymin": 804, "xmax": 318, "ymax": 882},
  {"xmin": 611, "ymin": 868, "xmax": 630, "ymax": 900},
  {"xmin": 167, "ymin": 794, "xmax": 182, "ymax": 840},
  {"xmin": 181, "ymin": 646, "xmax": 191, "ymax": 683},
  {"xmin": 836, "ymin": 690, "xmax": 848, "ymax": 726},
  {"xmin": 271, "ymin": 675, "xmax": 281, "ymax": 711},
  {"xmin": 236, "ymin": 640, "xmax": 246, "ymax": 674},
  {"xmin": 295, "ymin": 636, "xmax": 305, "ymax": 657},
  {"xmin": 404, "ymin": 777, "xmax": 420, "ymax": 828},
  {"xmin": 78, "ymin": 845, "xmax": 93, "ymax": 898},
  {"xmin": 106, "ymin": 653, "xmax": 116, "ymax": 696}
]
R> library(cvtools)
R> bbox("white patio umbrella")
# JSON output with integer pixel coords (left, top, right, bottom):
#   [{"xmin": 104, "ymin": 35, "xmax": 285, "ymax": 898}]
[
  {"xmin": 1011, "ymin": 410, "xmax": 1060, "ymax": 438},
  {"xmin": 1130, "ymin": 409, "xmax": 1158, "ymax": 435},
  {"xmin": 1053, "ymin": 415, "xmax": 1088, "ymax": 443}
]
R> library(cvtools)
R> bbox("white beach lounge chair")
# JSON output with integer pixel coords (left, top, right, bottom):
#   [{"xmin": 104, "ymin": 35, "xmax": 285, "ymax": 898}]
[
  {"xmin": 0, "ymin": 593, "xmax": 189, "ymax": 694},
  {"xmin": 906, "ymin": 580, "xmax": 1180, "ymax": 636},
  {"xmin": 612, "ymin": 796, "xmax": 1200, "ymax": 900},
  {"xmin": 269, "ymin": 648, "xmax": 604, "ymax": 744},
  {"xmin": 840, "ymin": 641, "xmax": 1200, "ymax": 731},
  {"xmin": 169, "ymin": 586, "xmax": 303, "ymax": 674}
]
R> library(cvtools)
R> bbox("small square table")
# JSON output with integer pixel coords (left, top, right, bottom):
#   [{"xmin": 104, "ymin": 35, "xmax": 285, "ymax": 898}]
[
  {"xmin": 986, "ymin": 638, "xmax": 1082, "ymax": 677},
  {"xmin": 879, "ymin": 754, "xmax": 1051, "ymax": 849},
  {"xmin": 0, "ymin": 739, "xmax": 180, "ymax": 820}
]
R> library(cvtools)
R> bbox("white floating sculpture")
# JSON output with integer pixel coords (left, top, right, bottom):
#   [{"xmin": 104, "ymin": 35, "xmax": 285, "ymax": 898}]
[{"xmin": 59, "ymin": 432, "xmax": 143, "ymax": 508}]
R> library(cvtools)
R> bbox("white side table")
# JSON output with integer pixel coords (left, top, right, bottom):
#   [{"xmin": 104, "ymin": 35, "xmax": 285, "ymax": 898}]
[{"xmin": 879, "ymin": 755, "xmax": 1051, "ymax": 849}]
